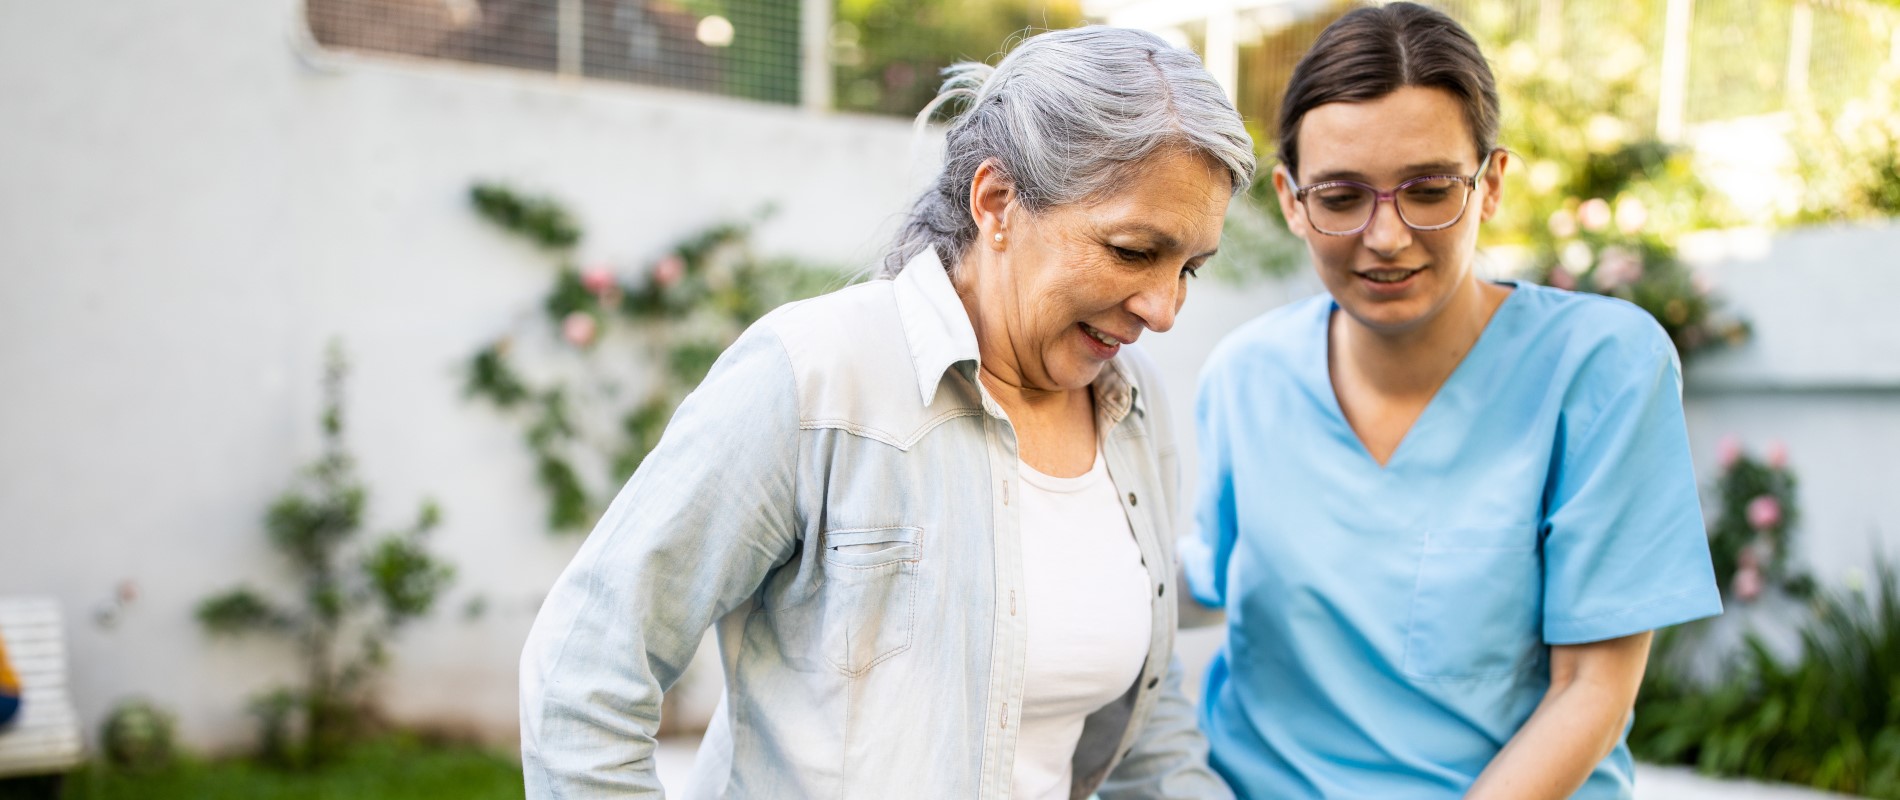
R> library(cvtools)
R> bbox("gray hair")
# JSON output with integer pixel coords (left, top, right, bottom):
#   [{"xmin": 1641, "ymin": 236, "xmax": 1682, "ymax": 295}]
[{"xmin": 880, "ymin": 26, "xmax": 1256, "ymax": 278}]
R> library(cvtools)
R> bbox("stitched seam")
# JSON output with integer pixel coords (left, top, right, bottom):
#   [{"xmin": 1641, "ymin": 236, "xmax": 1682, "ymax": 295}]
[{"xmin": 800, "ymin": 407, "xmax": 982, "ymax": 450}]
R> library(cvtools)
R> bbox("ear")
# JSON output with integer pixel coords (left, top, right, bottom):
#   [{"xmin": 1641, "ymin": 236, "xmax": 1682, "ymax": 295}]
[
  {"xmin": 1479, "ymin": 149, "xmax": 1509, "ymax": 222},
  {"xmin": 1271, "ymin": 165, "xmax": 1309, "ymax": 241},
  {"xmin": 969, "ymin": 160, "xmax": 1017, "ymax": 248}
]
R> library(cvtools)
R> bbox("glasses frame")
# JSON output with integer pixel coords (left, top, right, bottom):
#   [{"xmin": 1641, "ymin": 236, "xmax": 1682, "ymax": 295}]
[{"xmin": 1288, "ymin": 149, "xmax": 1498, "ymax": 237}]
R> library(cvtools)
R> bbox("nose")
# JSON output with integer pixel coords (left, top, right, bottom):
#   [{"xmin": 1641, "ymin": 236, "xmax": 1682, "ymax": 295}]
[
  {"xmin": 1360, "ymin": 196, "xmax": 1413, "ymax": 258},
  {"xmin": 1127, "ymin": 269, "xmax": 1183, "ymax": 334}
]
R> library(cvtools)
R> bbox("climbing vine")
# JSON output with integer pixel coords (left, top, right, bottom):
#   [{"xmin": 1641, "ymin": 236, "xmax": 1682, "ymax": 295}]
[{"xmin": 463, "ymin": 183, "xmax": 841, "ymax": 531}]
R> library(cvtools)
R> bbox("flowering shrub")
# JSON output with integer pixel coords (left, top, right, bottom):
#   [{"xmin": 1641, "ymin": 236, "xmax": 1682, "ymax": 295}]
[
  {"xmin": 1458, "ymin": 7, "xmax": 1752, "ymax": 361},
  {"xmin": 463, "ymin": 184, "xmax": 840, "ymax": 531},
  {"xmin": 1705, "ymin": 435, "xmax": 1812, "ymax": 602}
]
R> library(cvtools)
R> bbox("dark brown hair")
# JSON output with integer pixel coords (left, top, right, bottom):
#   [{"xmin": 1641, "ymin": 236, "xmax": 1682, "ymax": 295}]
[{"xmin": 1277, "ymin": 2, "xmax": 1499, "ymax": 178}]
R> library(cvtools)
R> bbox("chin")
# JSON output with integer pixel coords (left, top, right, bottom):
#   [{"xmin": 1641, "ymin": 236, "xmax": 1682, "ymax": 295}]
[
  {"xmin": 1053, "ymin": 358, "xmax": 1109, "ymax": 392},
  {"xmin": 1338, "ymin": 297, "xmax": 1433, "ymax": 333}
]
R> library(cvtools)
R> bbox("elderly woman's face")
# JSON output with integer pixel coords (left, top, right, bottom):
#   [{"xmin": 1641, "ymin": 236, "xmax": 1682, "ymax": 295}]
[{"xmin": 984, "ymin": 148, "xmax": 1230, "ymax": 393}]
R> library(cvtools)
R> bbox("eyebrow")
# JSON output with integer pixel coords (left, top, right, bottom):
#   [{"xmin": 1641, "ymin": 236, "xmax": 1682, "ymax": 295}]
[
  {"xmin": 1304, "ymin": 160, "xmax": 1469, "ymax": 184},
  {"xmin": 1110, "ymin": 224, "xmax": 1220, "ymax": 259}
]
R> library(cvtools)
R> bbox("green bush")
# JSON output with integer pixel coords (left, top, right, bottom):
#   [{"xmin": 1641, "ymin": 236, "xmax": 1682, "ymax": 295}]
[
  {"xmin": 1632, "ymin": 561, "xmax": 1900, "ymax": 798},
  {"xmin": 197, "ymin": 345, "xmax": 454, "ymax": 766}
]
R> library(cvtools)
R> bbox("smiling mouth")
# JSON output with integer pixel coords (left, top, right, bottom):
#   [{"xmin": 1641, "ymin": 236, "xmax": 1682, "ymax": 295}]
[
  {"xmin": 1080, "ymin": 322, "xmax": 1127, "ymax": 348},
  {"xmin": 1357, "ymin": 267, "xmax": 1424, "ymax": 284}
]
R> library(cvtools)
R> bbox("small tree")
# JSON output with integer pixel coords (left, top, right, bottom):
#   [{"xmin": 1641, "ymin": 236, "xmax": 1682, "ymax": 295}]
[{"xmin": 197, "ymin": 343, "xmax": 454, "ymax": 766}]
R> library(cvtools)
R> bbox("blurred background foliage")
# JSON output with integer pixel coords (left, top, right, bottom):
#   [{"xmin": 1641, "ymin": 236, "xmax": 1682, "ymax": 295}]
[{"xmin": 831, "ymin": 0, "xmax": 1082, "ymax": 114}]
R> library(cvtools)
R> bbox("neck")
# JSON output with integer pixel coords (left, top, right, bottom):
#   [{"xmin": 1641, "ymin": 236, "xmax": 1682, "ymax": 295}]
[{"xmin": 1334, "ymin": 276, "xmax": 1506, "ymax": 399}]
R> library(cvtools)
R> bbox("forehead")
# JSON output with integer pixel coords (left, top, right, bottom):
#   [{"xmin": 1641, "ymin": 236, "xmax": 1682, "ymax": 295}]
[
  {"xmin": 1071, "ymin": 149, "xmax": 1232, "ymax": 248},
  {"xmin": 1295, "ymin": 86, "xmax": 1476, "ymax": 180}
]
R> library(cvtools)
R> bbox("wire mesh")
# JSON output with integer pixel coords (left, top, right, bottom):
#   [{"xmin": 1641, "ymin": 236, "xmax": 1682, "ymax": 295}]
[
  {"xmin": 304, "ymin": 0, "xmax": 1895, "ymax": 123},
  {"xmin": 306, "ymin": 0, "xmax": 801, "ymax": 104}
]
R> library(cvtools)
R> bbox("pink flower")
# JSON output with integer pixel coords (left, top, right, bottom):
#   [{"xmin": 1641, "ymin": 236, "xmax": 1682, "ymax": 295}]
[
  {"xmin": 1548, "ymin": 266, "xmax": 1577, "ymax": 290},
  {"xmin": 1592, "ymin": 246, "xmax": 1644, "ymax": 290},
  {"xmin": 1691, "ymin": 267, "xmax": 1716, "ymax": 296},
  {"xmin": 1578, "ymin": 198, "xmax": 1613, "ymax": 233},
  {"xmin": 1547, "ymin": 208, "xmax": 1578, "ymax": 239},
  {"xmin": 1746, "ymin": 494, "xmax": 1783, "ymax": 531},
  {"xmin": 1614, "ymin": 196, "xmax": 1649, "ymax": 235},
  {"xmin": 581, "ymin": 264, "xmax": 617, "ymax": 296},
  {"xmin": 1716, "ymin": 434, "xmax": 1743, "ymax": 469},
  {"xmin": 653, "ymin": 254, "xmax": 686, "ymax": 288},
  {"xmin": 1733, "ymin": 563, "xmax": 1763, "ymax": 601},
  {"xmin": 1765, "ymin": 439, "xmax": 1789, "ymax": 469},
  {"xmin": 562, "ymin": 311, "xmax": 598, "ymax": 348}
]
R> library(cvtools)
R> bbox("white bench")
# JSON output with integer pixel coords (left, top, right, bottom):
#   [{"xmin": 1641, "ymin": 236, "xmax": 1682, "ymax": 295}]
[{"xmin": 0, "ymin": 598, "xmax": 84, "ymax": 778}]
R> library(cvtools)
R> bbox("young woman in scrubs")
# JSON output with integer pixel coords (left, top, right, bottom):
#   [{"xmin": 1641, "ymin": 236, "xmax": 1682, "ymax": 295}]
[{"xmin": 1184, "ymin": 4, "xmax": 1723, "ymax": 798}]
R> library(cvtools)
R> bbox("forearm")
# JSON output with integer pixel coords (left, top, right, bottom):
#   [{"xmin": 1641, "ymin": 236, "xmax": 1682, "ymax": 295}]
[
  {"xmin": 1464, "ymin": 677, "xmax": 1630, "ymax": 800},
  {"xmin": 1466, "ymin": 632, "xmax": 1651, "ymax": 800}
]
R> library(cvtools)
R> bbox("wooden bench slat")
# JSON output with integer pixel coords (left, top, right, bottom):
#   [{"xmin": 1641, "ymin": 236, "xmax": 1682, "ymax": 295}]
[
  {"xmin": 0, "ymin": 623, "xmax": 64, "ymax": 644},
  {"xmin": 10, "ymin": 656, "xmax": 68, "ymax": 678},
  {"xmin": 0, "ymin": 612, "xmax": 61, "ymax": 631},
  {"xmin": 0, "ymin": 597, "xmax": 83, "ymax": 777}
]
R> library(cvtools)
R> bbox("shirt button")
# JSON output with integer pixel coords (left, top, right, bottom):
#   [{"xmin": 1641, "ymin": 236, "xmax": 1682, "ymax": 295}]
[
  {"xmin": 1145, "ymin": 676, "xmax": 1159, "ymax": 690},
  {"xmin": 1127, "ymin": 492, "xmax": 1138, "ymax": 506},
  {"xmin": 1157, "ymin": 583, "xmax": 1165, "ymax": 597}
]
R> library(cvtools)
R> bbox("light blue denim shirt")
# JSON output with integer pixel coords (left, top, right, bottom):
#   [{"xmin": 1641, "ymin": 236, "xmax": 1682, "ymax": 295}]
[{"xmin": 521, "ymin": 249, "xmax": 1229, "ymax": 799}]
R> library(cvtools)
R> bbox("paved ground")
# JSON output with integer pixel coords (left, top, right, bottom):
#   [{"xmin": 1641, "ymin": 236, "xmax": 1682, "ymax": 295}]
[{"xmin": 654, "ymin": 736, "xmax": 1857, "ymax": 798}]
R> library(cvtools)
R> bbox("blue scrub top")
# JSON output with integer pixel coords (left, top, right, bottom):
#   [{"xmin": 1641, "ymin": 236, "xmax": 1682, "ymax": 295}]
[{"xmin": 1184, "ymin": 283, "xmax": 1723, "ymax": 799}]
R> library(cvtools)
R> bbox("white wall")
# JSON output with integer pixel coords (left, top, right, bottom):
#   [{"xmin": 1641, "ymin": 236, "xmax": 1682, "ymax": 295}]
[{"xmin": 0, "ymin": 0, "xmax": 924, "ymax": 753}]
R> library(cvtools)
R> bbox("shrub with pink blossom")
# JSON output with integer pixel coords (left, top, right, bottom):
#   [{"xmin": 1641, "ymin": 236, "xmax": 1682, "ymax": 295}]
[
  {"xmin": 462, "ymin": 183, "xmax": 840, "ymax": 531},
  {"xmin": 1705, "ymin": 436, "xmax": 1811, "ymax": 603}
]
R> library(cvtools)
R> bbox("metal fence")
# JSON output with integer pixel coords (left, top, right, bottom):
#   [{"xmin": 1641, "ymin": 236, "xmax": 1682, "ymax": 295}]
[
  {"xmin": 304, "ymin": 0, "xmax": 1896, "ymax": 126},
  {"xmin": 306, "ymin": 0, "xmax": 802, "ymax": 104}
]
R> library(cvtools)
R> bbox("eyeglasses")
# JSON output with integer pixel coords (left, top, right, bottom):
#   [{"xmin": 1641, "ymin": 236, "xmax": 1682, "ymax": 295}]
[{"xmin": 1288, "ymin": 150, "xmax": 1497, "ymax": 236}]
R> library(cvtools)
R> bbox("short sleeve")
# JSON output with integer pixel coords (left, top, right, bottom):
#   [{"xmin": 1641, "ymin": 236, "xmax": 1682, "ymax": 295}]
[
  {"xmin": 1183, "ymin": 357, "xmax": 1237, "ymax": 612},
  {"xmin": 1541, "ymin": 331, "xmax": 1723, "ymax": 644}
]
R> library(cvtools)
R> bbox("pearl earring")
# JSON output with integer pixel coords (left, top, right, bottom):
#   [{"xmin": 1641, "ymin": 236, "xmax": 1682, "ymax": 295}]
[{"xmin": 994, "ymin": 232, "xmax": 1004, "ymax": 243}]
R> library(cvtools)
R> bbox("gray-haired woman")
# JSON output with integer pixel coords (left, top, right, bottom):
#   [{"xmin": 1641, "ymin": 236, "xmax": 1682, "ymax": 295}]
[{"xmin": 520, "ymin": 26, "xmax": 1253, "ymax": 799}]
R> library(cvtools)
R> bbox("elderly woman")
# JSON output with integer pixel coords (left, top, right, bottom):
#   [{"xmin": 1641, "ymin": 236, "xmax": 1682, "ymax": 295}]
[
  {"xmin": 1187, "ymin": 4, "xmax": 1721, "ymax": 799},
  {"xmin": 520, "ymin": 26, "xmax": 1254, "ymax": 799}
]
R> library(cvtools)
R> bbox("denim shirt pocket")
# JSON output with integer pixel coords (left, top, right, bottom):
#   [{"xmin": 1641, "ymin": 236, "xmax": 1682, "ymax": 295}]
[
  {"xmin": 1402, "ymin": 525, "xmax": 1542, "ymax": 681},
  {"xmin": 822, "ymin": 526, "xmax": 922, "ymax": 676}
]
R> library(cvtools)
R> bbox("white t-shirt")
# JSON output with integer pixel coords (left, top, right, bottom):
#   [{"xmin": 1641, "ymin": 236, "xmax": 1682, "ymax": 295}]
[{"xmin": 1011, "ymin": 450, "xmax": 1154, "ymax": 800}]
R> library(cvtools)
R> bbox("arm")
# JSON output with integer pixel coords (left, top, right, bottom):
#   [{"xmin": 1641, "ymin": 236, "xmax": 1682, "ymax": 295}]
[
  {"xmin": 1466, "ymin": 631, "xmax": 1653, "ymax": 800},
  {"xmin": 519, "ymin": 329, "xmax": 802, "ymax": 798},
  {"xmin": 1097, "ymin": 654, "xmax": 1235, "ymax": 800}
]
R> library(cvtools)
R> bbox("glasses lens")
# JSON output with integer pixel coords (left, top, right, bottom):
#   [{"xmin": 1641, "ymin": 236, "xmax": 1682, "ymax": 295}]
[
  {"xmin": 1396, "ymin": 177, "xmax": 1469, "ymax": 229},
  {"xmin": 1306, "ymin": 184, "xmax": 1375, "ymax": 234}
]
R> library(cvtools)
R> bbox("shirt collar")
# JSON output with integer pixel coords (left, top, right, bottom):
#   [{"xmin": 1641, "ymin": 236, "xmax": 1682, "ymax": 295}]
[
  {"xmin": 892, "ymin": 248, "xmax": 981, "ymax": 407},
  {"xmin": 890, "ymin": 246, "xmax": 1148, "ymax": 420}
]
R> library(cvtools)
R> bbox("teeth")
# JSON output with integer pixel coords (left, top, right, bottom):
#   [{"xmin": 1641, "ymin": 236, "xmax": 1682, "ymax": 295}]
[
  {"xmin": 1084, "ymin": 325, "xmax": 1118, "ymax": 346},
  {"xmin": 1362, "ymin": 269, "xmax": 1418, "ymax": 283}
]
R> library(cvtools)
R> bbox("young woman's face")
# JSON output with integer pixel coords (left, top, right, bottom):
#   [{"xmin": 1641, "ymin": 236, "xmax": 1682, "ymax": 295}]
[
  {"xmin": 1274, "ymin": 86, "xmax": 1505, "ymax": 334},
  {"xmin": 977, "ymin": 148, "xmax": 1231, "ymax": 393}
]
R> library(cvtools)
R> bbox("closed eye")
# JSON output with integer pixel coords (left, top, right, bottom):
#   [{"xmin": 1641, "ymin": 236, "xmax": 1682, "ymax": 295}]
[
  {"xmin": 1110, "ymin": 245, "xmax": 1149, "ymax": 263},
  {"xmin": 1182, "ymin": 262, "xmax": 1203, "ymax": 279}
]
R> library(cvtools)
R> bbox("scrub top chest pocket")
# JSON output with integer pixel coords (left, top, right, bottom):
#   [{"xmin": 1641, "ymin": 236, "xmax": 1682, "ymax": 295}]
[
  {"xmin": 822, "ymin": 526, "xmax": 923, "ymax": 676},
  {"xmin": 1403, "ymin": 525, "xmax": 1543, "ymax": 681}
]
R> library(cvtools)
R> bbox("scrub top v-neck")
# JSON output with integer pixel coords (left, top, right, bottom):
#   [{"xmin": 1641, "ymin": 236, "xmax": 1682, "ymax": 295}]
[{"xmin": 1185, "ymin": 282, "xmax": 1723, "ymax": 799}]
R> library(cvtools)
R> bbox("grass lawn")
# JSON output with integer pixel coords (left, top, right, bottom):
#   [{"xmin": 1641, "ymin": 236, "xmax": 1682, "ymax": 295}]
[{"xmin": 45, "ymin": 736, "xmax": 523, "ymax": 800}]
